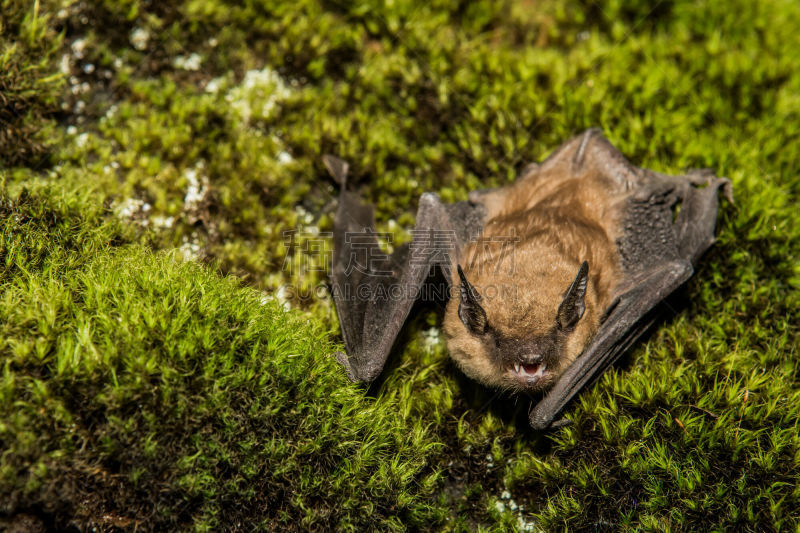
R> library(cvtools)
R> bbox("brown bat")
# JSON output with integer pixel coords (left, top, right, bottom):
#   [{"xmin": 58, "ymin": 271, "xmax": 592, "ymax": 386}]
[
  {"xmin": 444, "ymin": 148, "xmax": 626, "ymax": 393},
  {"xmin": 325, "ymin": 129, "xmax": 731, "ymax": 430}
]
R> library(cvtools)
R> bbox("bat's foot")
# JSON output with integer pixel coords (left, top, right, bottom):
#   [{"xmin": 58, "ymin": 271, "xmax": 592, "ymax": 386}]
[
  {"xmin": 685, "ymin": 169, "xmax": 734, "ymax": 204},
  {"xmin": 528, "ymin": 400, "xmax": 575, "ymax": 431},
  {"xmin": 549, "ymin": 418, "xmax": 573, "ymax": 429}
]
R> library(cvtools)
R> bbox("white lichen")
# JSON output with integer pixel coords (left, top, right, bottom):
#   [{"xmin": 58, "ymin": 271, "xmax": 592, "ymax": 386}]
[
  {"xmin": 275, "ymin": 285, "xmax": 292, "ymax": 311},
  {"xmin": 114, "ymin": 197, "xmax": 152, "ymax": 228},
  {"xmin": 59, "ymin": 53, "xmax": 71, "ymax": 75},
  {"xmin": 294, "ymin": 205, "xmax": 314, "ymax": 226},
  {"xmin": 422, "ymin": 327, "xmax": 441, "ymax": 351},
  {"xmin": 130, "ymin": 28, "xmax": 150, "ymax": 51},
  {"xmin": 71, "ymin": 38, "xmax": 87, "ymax": 59},
  {"xmin": 174, "ymin": 53, "xmax": 202, "ymax": 71},
  {"xmin": 517, "ymin": 515, "xmax": 536, "ymax": 532},
  {"xmin": 179, "ymin": 234, "xmax": 202, "ymax": 261},
  {"xmin": 151, "ymin": 215, "xmax": 175, "ymax": 229},
  {"xmin": 277, "ymin": 150, "xmax": 293, "ymax": 164},
  {"xmin": 74, "ymin": 132, "xmax": 89, "ymax": 147},
  {"xmin": 204, "ymin": 76, "xmax": 225, "ymax": 94},
  {"xmin": 184, "ymin": 163, "xmax": 209, "ymax": 210},
  {"xmin": 115, "ymin": 198, "xmax": 145, "ymax": 219},
  {"xmin": 225, "ymin": 67, "xmax": 291, "ymax": 124},
  {"xmin": 495, "ymin": 488, "xmax": 536, "ymax": 532}
]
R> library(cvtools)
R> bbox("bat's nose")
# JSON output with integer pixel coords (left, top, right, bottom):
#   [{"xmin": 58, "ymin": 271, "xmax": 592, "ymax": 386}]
[{"xmin": 522, "ymin": 353, "xmax": 543, "ymax": 364}]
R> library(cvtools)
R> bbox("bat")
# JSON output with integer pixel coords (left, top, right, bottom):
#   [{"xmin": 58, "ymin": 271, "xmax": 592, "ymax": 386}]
[{"xmin": 324, "ymin": 129, "xmax": 732, "ymax": 430}]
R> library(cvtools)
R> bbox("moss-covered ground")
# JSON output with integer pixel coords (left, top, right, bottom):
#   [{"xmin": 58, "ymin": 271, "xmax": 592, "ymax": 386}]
[{"xmin": 1, "ymin": 0, "xmax": 799, "ymax": 530}]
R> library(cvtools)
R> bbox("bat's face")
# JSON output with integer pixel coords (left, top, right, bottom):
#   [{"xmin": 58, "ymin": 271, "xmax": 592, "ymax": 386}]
[{"xmin": 443, "ymin": 262, "xmax": 598, "ymax": 392}]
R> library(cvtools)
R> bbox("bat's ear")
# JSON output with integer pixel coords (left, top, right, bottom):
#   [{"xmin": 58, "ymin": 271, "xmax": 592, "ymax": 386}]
[
  {"xmin": 558, "ymin": 261, "xmax": 589, "ymax": 330},
  {"xmin": 457, "ymin": 265, "xmax": 487, "ymax": 335}
]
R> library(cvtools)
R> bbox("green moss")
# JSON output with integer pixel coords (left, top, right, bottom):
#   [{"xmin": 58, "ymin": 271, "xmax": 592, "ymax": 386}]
[
  {"xmin": 0, "ymin": 0, "xmax": 67, "ymax": 168},
  {"xmin": 3, "ymin": 0, "xmax": 800, "ymax": 530},
  {"xmin": 0, "ymin": 183, "xmax": 444, "ymax": 530}
]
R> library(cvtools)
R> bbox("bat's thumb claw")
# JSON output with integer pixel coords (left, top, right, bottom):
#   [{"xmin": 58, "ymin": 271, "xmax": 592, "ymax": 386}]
[
  {"xmin": 718, "ymin": 177, "xmax": 734, "ymax": 205},
  {"xmin": 333, "ymin": 350, "xmax": 358, "ymax": 382},
  {"xmin": 322, "ymin": 155, "xmax": 350, "ymax": 188}
]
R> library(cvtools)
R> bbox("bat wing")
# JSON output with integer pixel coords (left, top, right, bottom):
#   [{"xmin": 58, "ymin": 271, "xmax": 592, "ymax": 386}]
[
  {"xmin": 325, "ymin": 155, "xmax": 486, "ymax": 382},
  {"xmin": 528, "ymin": 129, "xmax": 732, "ymax": 430}
]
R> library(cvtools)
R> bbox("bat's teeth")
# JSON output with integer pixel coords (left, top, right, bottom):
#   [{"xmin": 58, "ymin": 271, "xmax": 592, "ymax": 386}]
[{"xmin": 514, "ymin": 363, "xmax": 521, "ymax": 373}]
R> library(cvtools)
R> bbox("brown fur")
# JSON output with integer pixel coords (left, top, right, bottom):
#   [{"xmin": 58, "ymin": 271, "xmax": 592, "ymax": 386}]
[{"xmin": 443, "ymin": 143, "xmax": 629, "ymax": 392}]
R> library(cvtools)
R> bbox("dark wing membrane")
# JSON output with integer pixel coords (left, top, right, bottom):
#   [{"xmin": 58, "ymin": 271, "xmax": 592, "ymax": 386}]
[
  {"xmin": 529, "ymin": 260, "xmax": 693, "ymax": 430},
  {"xmin": 529, "ymin": 132, "xmax": 731, "ymax": 430},
  {"xmin": 673, "ymin": 170, "xmax": 733, "ymax": 265},
  {"xmin": 329, "ymin": 158, "xmax": 486, "ymax": 382},
  {"xmin": 330, "ymin": 187, "xmax": 389, "ymax": 381}
]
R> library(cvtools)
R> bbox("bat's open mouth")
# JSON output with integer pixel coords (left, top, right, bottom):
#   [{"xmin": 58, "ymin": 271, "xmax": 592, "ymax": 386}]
[{"xmin": 510, "ymin": 359, "xmax": 548, "ymax": 384}]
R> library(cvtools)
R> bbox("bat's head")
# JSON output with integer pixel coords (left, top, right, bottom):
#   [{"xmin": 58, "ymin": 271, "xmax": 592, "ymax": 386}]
[{"xmin": 443, "ymin": 261, "xmax": 597, "ymax": 392}]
